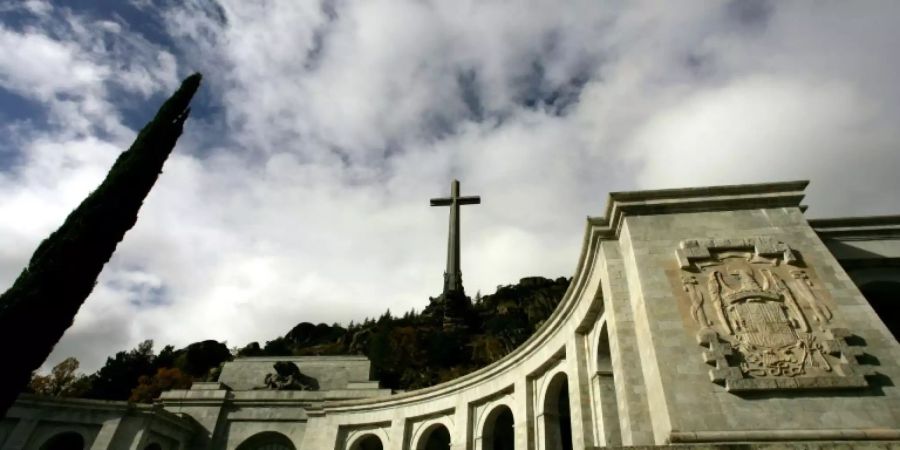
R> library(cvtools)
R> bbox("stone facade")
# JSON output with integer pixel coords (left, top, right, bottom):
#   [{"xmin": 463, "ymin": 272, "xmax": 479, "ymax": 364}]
[
  {"xmin": 159, "ymin": 356, "xmax": 392, "ymax": 450},
  {"xmin": 3, "ymin": 180, "xmax": 899, "ymax": 450},
  {"xmin": 1, "ymin": 395, "xmax": 195, "ymax": 450}
]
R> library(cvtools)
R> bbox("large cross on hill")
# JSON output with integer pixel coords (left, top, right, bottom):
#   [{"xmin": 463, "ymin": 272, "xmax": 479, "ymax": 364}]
[{"xmin": 430, "ymin": 179, "xmax": 480, "ymax": 297}]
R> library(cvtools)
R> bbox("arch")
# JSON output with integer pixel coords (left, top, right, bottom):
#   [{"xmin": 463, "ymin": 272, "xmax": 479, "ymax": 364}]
[
  {"xmin": 596, "ymin": 322, "xmax": 612, "ymax": 373},
  {"xmin": 235, "ymin": 431, "xmax": 296, "ymax": 450},
  {"xmin": 348, "ymin": 433, "xmax": 383, "ymax": 450},
  {"xmin": 592, "ymin": 322, "xmax": 621, "ymax": 446},
  {"xmin": 40, "ymin": 431, "xmax": 85, "ymax": 450},
  {"xmin": 481, "ymin": 404, "xmax": 514, "ymax": 450},
  {"xmin": 541, "ymin": 371, "xmax": 572, "ymax": 450},
  {"xmin": 415, "ymin": 423, "xmax": 451, "ymax": 450},
  {"xmin": 350, "ymin": 433, "xmax": 384, "ymax": 450}
]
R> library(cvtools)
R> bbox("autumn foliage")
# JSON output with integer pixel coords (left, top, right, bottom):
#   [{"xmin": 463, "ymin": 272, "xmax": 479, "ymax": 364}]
[
  {"xmin": 129, "ymin": 367, "xmax": 193, "ymax": 403},
  {"xmin": 28, "ymin": 357, "xmax": 91, "ymax": 398}
]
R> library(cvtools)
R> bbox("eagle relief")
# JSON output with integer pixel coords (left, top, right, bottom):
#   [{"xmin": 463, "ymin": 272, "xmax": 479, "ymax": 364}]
[{"xmin": 675, "ymin": 237, "xmax": 870, "ymax": 392}]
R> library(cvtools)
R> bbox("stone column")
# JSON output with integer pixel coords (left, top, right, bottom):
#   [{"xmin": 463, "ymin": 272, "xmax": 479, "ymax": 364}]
[
  {"xmin": 126, "ymin": 416, "xmax": 152, "ymax": 450},
  {"xmin": 386, "ymin": 417, "xmax": 404, "ymax": 450},
  {"xmin": 513, "ymin": 378, "xmax": 529, "ymax": 450},
  {"xmin": 89, "ymin": 417, "xmax": 123, "ymax": 450},
  {"xmin": 3, "ymin": 418, "xmax": 38, "ymax": 450},
  {"xmin": 592, "ymin": 369, "xmax": 621, "ymax": 446},
  {"xmin": 598, "ymin": 241, "xmax": 654, "ymax": 445},
  {"xmin": 158, "ymin": 383, "xmax": 230, "ymax": 450},
  {"xmin": 567, "ymin": 334, "xmax": 596, "ymax": 449},
  {"xmin": 450, "ymin": 398, "xmax": 469, "ymax": 450}
]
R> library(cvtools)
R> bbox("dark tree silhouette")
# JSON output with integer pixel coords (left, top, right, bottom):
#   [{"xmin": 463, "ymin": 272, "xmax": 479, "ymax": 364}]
[
  {"xmin": 0, "ymin": 73, "xmax": 202, "ymax": 415},
  {"xmin": 84, "ymin": 340, "xmax": 158, "ymax": 401}
]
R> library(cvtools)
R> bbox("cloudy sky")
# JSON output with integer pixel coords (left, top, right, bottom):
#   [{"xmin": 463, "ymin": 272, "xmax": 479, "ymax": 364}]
[{"xmin": 1, "ymin": 0, "xmax": 899, "ymax": 372}]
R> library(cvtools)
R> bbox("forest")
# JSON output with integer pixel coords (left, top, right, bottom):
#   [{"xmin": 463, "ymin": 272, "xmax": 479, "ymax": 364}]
[{"xmin": 29, "ymin": 276, "xmax": 570, "ymax": 402}]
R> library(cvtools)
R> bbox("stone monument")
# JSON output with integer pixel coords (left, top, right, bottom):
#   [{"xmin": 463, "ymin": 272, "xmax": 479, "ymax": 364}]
[
  {"xmin": 429, "ymin": 179, "xmax": 480, "ymax": 329},
  {"xmin": 3, "ymin": 180, "xmax": 900, "ymax": 450}
]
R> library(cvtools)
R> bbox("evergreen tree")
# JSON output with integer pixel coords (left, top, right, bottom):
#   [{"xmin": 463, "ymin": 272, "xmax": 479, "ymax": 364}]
[
  {"xmin": 174, "ymin": 340, "xmax": 232, "ymax": 378},
  {"xmin": 0, "ymin": 74, "xmax": 202, "ymax": 415},
  {"xmin": 85, "ymin": 340, "xmax": 158, "ymax": 401}
]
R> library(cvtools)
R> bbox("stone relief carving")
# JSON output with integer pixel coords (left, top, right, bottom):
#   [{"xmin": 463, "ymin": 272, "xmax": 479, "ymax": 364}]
[
  {"xmin": 257, "ymin": 361, "xmax": 320, "ymax": 391},
  {"xmin": 675, "ymin": 237, "xmax": 870, "ymax": 392}
]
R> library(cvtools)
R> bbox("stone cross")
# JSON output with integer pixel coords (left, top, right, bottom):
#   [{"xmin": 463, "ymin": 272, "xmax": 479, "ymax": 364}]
[{"xmin": 430, "ymin": 179, "xmax": 480, "ymax": 296}]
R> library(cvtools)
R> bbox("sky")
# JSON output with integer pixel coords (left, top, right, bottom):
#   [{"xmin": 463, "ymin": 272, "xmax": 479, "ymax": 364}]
[{"xmin": 1, "ymin": 0, "xmax": 899, "ymax": 373}]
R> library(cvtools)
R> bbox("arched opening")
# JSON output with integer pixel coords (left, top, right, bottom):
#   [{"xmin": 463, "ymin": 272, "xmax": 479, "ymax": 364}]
[
  {"xmin": 349, "ymin": 434, "xmax": 383, "ymax": 450},
  {"xmin": 40, "ymin": 432, "xmax": 85, "ymax": 450},
  {"xmin": 860, "ymin": 281, "xmax": 900, "ymax": 340},
  {"xmin": 235, "ymin": 431, "xmax": 296, "ymax": 450},
  {"xmin": 597, "ymin": 326, "xmax": 612, "ymax": 374},
  {"xmin": 417, "ymin": 423, "xmax": 451, "ymax": 450},
  {"xmin": 482, "ymin": 404, "xmax": 514, "ymax": 450},
  {"xmin": 594, "ymin": 324, "xmax": 620, "ymax": 446},
  {"xmin": 542, "ymin": 372, "xmax": 572, "ymax": 450},
  {"xmin": 144, "ymin": 444, "xmax": 163, "ymax": 450}
]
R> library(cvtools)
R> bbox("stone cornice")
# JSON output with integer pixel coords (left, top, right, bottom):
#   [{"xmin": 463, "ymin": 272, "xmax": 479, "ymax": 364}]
[
  {"xmin": 11, "ymin": 394, "xmax": 195, "ymax": 431},
  {"xmin": 588, "ymin": 180, "xmax": 809, "ymax": 240},
  {"xmin": 810, "ymin": 215, "xmax": 900, "ymax": 239},
  {"xmin": 232, "ymin": 356, "xmax": 370, "ymax": 362},
  {"xmin": 13, "ymin": 393, "xmax": 136, "ymax": 411}
]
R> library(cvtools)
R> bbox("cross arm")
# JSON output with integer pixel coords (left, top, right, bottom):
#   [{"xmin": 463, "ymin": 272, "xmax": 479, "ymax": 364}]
[{"xmin": 430, "ymin": 196, "xmax": 481, "ymax": 206}]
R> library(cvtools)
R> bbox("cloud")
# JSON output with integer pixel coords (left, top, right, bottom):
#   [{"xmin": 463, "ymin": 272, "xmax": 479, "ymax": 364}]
[
  {"xmin": 0, "ymin": 26, "xmax": 105, "ymax": 100},
  {"xmin": 0, "ymin": 1, "xmax": 898, "ymax": 374},
  {"xmin": 626, "ymin": 76, "xmax": 900, "ymax": 216}
]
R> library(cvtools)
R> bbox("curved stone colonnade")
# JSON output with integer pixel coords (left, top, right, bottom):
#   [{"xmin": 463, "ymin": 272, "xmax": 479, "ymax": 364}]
[
  {"xmin": 303, "ymin": 232, "xmax": 618, "ymax": 450},
  {"xmin": 299, "ymin": 194, "xmax": 624, "ymax": 450},
  {"xmin": 0, "ymin": 395, "xmax": 194, "ymax": 450},
  {"xmin": 297, "ymin": 180, "xmax": 900, "ymax": 450}
]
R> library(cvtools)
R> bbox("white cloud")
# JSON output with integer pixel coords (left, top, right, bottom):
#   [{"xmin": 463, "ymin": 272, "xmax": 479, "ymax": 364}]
[
  {"xmin": 625, "ymin": 75, "xmax": 900, "ymax": 215},
  {"xmin": 0, "ymin": 26, "xmax": 106, "ymax": 100},
  {"xmin": 1, "ymin": 1, "xmax": 899, "ymax": 374}
]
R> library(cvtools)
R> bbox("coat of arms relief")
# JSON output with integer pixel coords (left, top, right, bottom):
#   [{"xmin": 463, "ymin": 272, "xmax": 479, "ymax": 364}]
[{"xmin": 675, "ymin": 237, "xmax": 870, "ymax": 392}]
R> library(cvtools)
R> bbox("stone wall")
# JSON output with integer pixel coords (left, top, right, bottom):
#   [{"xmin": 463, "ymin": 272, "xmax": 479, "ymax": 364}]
[
  {"xmin": 159, "ymin": 358, "xmax": 392, "ymax": 450},
  {"xmin": 218, "ymin": 356, "xmax": 374, "ymax": 392},
  {"xmin": 0, "ymin": 395, "xmax": 196, "ymax": 450}
]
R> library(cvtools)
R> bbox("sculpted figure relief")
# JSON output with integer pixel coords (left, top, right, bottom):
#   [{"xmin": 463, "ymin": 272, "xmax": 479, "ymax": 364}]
[
  {"xmin": 675, "ymin": 237, "xmax": 870, "ymax": 392},
  {"xmin": 259, "ymin": 361, "xmax": 320, "ymax": 391}
]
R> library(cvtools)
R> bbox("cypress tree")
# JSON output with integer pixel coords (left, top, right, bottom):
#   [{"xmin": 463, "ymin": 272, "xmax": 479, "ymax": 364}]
[{"xmin": 0, "ymin": 73, "xmax": 202, "ymax": 415}]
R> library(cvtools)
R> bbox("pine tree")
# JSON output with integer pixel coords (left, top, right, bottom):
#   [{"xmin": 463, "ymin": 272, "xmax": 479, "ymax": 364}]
[{"xmin": 0, "ymin": 74, "xmax": 202, "ymax": 415}]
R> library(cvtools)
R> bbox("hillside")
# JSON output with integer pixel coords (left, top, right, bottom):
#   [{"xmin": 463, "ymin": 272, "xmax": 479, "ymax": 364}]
[{"xmin": 30, "ymin": 276, "xmax": 570, "ymax": 400}]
